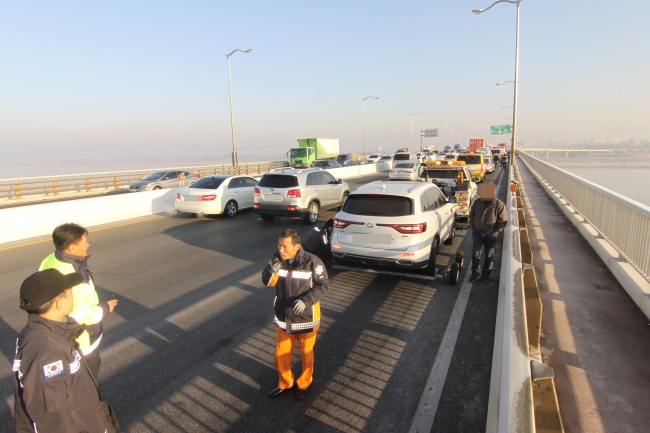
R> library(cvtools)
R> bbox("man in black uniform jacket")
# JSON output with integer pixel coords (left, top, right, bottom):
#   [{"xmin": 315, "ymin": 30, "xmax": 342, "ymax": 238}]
[{"xmin": 13, "ymin": 269, "xmax": 118, "ymax": 433}]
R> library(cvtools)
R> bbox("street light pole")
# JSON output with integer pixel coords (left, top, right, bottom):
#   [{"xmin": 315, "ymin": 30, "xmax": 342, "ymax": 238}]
[
  {"xmin": 410, "ymin": 112, "xmax": 422, "ymax": 151},
  {"xmin": 363, "ymin": 96, "xmax": 379, "ymax": 159},
  {"xmin": 449, "ymin": 125, "xmax": 459, "ymax": 148},
  {"xmin": 474, "ymin": 0, "xmax": 521, "ymax": 165},
  {"xmin": 226, "ymin": 48, "xmax": 252, "ymax": 170},
  {"xmin": 434, "ymin": 120, "xmax": 444, "ymax": 152}
]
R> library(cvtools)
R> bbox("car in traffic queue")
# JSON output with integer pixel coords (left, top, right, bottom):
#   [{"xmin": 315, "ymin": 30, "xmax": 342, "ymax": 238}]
[
  {"xmin": 389, "ymin": 161, "xmax": 420, "ymax": 181},
  {"xmin": 312, "ymin": 159, "xmax": 343, "ymax": 169},
  {"xmin": 455, "ymin": 153, "xmax": 487, "ymax": 182},
  {"xmin": 366, "ymin": 154, "xmax": 383, "ymax": 164},
  {"xmin": 253, "ymin": 167, "xmax": 350, "ymax": 225},
  {"xmin": 130, "ymin": 170, "xmax": 199, "ymax": 192},
  {"xmin": 377, "ymin": 154, "xmax": 394, "ymax": 169},
  {"xmin": 331, "ymin": 181, "xmax": 457, "ymax": 275},
  {"xmin": 419, "ymin": 160, "xmax": 478, "ymax": 229},
  {"xmin": 174, "ymin": 175, "xmax": 259, "ymax": 217}
]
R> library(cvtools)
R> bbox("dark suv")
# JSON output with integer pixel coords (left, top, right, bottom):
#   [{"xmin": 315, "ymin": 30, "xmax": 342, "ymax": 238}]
[{"xmin": 253, "ymin": 168, "xmax": 350, "ymax": 224}]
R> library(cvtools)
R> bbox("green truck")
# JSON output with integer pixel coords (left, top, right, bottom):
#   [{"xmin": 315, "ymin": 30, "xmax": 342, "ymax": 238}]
[{"xmin": 289, "ymin": 138, "xmax": 339, "ymax": 168}]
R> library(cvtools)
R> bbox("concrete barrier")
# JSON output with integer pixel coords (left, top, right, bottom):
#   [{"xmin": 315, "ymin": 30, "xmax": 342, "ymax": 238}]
[{"xmin": 0, "ymin": 164, "xmax": 386, "ymax": 245}]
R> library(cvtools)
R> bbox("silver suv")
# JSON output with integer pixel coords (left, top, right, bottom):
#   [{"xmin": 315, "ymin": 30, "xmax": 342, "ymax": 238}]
[{"xmin": 254, "ymin": 168, "xmax": 350, "ymax": 225}]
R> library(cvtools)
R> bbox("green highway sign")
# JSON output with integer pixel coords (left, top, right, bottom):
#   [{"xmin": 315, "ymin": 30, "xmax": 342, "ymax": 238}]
[{"xmin": 491, "ymin": 124, "xmax": 512, "ymax": 134}]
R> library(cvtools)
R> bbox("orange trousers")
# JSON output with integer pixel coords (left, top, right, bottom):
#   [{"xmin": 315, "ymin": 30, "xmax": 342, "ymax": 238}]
[{"xmin": 275, "ymin": 327, "xmax": 318, "ymax": 391}]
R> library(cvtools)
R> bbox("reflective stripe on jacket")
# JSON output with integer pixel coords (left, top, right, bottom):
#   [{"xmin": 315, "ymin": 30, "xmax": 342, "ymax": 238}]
[
  {"xmin": 39, "ymin": 253, "xmax": 105, "ymax": 355},
  {"xmin": 262, "ymin": 249, "xmax": 329, "ymax": 334}
]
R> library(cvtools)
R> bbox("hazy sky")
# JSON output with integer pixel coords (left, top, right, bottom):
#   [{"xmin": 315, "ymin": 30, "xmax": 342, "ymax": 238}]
[{"xmin": 2, "ymin": 0, "xmax": 649, "ymax": 163}]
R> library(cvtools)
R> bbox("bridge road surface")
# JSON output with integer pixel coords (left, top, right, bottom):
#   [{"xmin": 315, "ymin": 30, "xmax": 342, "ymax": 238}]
[{"xmin": 0, "ymin": 170, "xmax": 510, "ymax": 433}]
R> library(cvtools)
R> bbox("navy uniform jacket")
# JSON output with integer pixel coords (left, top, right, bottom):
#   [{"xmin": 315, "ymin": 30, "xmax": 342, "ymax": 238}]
[
  {"xmin": 13, "ymin": 315, "xmax": 110, "ymax": 433},
  {"xmin": 262, "ymin": 248, "xmax": 328, "ymax": 334}
]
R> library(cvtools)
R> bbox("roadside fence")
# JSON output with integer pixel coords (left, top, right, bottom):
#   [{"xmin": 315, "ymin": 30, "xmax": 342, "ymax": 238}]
[{"xmin": 0, "ymin": 161, "xmax": 287, "ymax": 200}]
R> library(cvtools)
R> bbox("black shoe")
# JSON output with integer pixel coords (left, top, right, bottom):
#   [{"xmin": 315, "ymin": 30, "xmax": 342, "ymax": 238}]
[
  {"xmin": 269, "ymin": 386, "xmax": 290, "ymax": 398},
  {"xmin": 481, "ymin": 274, "xmax": 490, "ymax": 282},
  {"xmin": 295, "ymin": 386, "xmax": 310, "ymax": 401},
  {"xmin": 469, "ymin": 272, "xmax": 480, "ymax": 282}
]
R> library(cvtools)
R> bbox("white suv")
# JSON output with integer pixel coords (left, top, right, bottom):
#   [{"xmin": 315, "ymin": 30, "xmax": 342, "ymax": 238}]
[
  {"xmin": 254, "ymin": 168, "xmax": 350, "ymax": 225},
  {"xmin": 331, "ymin": 181, "xmax": 456, "ymax": 274}
]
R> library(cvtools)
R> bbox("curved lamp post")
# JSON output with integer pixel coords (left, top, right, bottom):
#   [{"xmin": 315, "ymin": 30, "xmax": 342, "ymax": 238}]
[
  {"xmin": 226, "ymin": 48, "xmax": 253, "ymax": 169},
  {"xmin": 410, "ymin": 112, "xmax": 422, "ymax": 150},
  {"xmin": 363, "ymin": 96, "xmax": 379, "ymax": 159},
  {"xmin": 496, "ymin": 80, "xmax": 515, "ymax": 86},
  {"xmin": 449, "ymin": 125, "xmax": 459, "ymax": 148},
  {"xmin": 475, "ymin": 0, "xmax": 521, "ymax": 164}
]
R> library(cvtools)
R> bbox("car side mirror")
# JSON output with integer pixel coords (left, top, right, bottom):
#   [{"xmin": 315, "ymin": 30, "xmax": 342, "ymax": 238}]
[
  {"xmin": 472, "ymin": 177, "xmax": 481, "ymax": 183},
  {"xmin": 337, "ymin": 179, "xmax": 342, "ymax": 184}
]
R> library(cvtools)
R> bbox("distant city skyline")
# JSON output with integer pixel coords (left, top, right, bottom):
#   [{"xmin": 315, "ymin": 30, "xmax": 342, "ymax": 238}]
[{"xmin": 2, "ymin": 1, "xmax": 649, "ymax": 163}]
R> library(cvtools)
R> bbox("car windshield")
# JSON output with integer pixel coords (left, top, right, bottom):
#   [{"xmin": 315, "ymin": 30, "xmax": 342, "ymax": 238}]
[
  {"xmin": 342, "ymin": 195, "xmax": 413, "ymax": 216},
  {"xmin": 335, "ymin": 156, "xmax": 347, "ymax": 164},
  {"xmin": 189, "ymin": 176, "xmax": 227, "ymax": 189},
  {"xmin": 289, "ymin": 148, "xmax": 308, "ymax": 158},
  {"xmin": 393, "ymin": 154, "xmax": 411, "ymax": 161},
  {"xmin": 457, "ymin": 155, "xmax": 482, "ymax": 164},
  {"xmin": 312, "ymin": 160, "xmax": 330, "ymax": 167},
  {"xmin": 257, "ymin": 174, "xmax": 299, "ymax": 188},
  {"xmin": 379, "ymin": 156, "xmax": 392, "ymax": 160},
  {"xmin": 394, "ymin": 163, "xmax": 415, "ymax": 169},
  {"xmin": 142, "ymin": 171, "xmax": 168, "ymax": 181}
]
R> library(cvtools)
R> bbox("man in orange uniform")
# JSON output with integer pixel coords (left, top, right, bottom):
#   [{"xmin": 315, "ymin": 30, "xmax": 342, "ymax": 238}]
[{"xmin": 262, "ymin": 228, "xmax": 329, "ymax": 401}]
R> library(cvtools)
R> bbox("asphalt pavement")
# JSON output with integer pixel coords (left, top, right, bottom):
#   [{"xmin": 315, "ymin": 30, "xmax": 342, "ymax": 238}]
[{"xmin": 0, "ymin": 171, "xmax": 510, "ymax": 432}]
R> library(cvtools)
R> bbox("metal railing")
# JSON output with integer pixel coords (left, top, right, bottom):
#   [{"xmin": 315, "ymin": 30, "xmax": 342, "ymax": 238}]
[
  {"xmin": 519, "ymin": 152, "xmax": 650, "ymax": 280},
  {"xmin": 486, "ymin": 164, "xmax": 563, "ymax": 433},
  {"xmin": 0, "ymin": 161, "xmax": 287, "ymax": 200}
]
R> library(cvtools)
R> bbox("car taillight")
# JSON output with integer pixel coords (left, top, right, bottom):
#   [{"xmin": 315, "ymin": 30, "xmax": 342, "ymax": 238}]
[
  {"xmin": 176, "ymin": 193, "xmax": 181, "ymax": 200},
  {"xmin": 254, "ymin": 187, "xmax": 260, "ymax": 196},
  {"xmin": 334, "ymin": 218, "xmax": 364, "ymax": 229},
  {"xmin": 390, "ymin": 170, "xmax": 395, "ymax": 174},
  {"xmin": 200, "ymin": 194, "xmax": 217, "ymax": 201},
  {"xmin": 287, "ymin": 189, "xmax": 301, "ymax": 198},
  {"xmin": 377, "ymin": 223, "xmax": 427, "ymax": 234}
]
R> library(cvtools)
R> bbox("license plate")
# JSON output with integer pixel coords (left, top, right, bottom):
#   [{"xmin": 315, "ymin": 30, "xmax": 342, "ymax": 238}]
[
  {"xmin": 264, "ymin": 193, "xmax": 284, "ymax": 203},
  {"xmin": 354, "ymin": 233, "xmax": 391, "ymax": 244}
]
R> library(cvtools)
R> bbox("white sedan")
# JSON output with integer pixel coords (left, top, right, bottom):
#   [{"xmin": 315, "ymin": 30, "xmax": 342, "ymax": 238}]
[
  {"xmin": 175, "ymin": 175, "xmax": 259, "ymax": 217},
  {"xmin": 389, "ymin": 162, "xmax": 420, "ymax": 181}
]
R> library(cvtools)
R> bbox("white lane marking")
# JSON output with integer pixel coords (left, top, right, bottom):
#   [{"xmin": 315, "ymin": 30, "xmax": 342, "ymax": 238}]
[{"xmin": 408, "ymin": 256, "xmax": 473, "ymax": 433}]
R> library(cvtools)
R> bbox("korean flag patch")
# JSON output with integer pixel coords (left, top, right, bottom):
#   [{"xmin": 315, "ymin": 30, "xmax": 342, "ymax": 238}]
[
  {"xmin": 315, "ymin": 265, "xmax": 324, "ymax": 276},
  {"xmin": 43, "ymin": 360, "xmax": 64, "ymax": 380}
]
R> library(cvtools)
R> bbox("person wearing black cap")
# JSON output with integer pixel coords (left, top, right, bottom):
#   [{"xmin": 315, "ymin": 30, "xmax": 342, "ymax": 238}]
[
  {"xmin": 12, "ymin": 269, "xmax": 119, "ymax": 433},
  {"xmin": 301, "ymin": 219, "xmax": 334, "ymax": 265}
]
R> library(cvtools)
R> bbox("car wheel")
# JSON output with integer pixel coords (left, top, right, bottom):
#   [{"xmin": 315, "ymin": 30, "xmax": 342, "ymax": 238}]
[
  {"xmin": 444, "ymin": 226, "xmax": 456, "ymax": 245},
  {"xmin": 224, "ymin": 200, "xmax": 238, "ymax": 218},
  {"xmin": 424, "ymin": 238, "xmax": 439, "ymax": 276},
  {"xmin": 449, "ymin": 262, "xmax": 460, "ymax": 285},
  {"xmin": 304, "ymin": 201, "xmax": 319, "ymax": 225},
  {"xmin": 152, "ymin": 186, "xmax": 162, "ymax": 190},
  {"xmin": 260, "ymin": 213, "xmax": 275, "ymax": 222},
  {"xmin": 339, "ymin": 192, "xmax": 349, "ymax": 210}
]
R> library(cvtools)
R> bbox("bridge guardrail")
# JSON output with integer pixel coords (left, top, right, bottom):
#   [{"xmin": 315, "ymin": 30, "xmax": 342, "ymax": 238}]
[
  {"xmin": 519, "ymin": 152, "xmax": 650, "ymax": 321},
  {"xmin": 0, "ymin": 162, "xmax": 288, "ymax": 200},
  {"xmin": 486, "ymin": 164, "xmax": 564, "ymax": 433}
]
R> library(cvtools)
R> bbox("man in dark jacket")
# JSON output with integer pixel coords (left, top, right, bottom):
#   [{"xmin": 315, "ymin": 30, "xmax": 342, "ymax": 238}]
[
  {"xmin": 468, "ymin": 183, "xmax": 508, "ymax": 282},
  {"xmin": 301, "ymin": 219, "xmax": 334, "ymax": 264},
  {"xmin": 262, "ymin": 228, "xmax": 329, "ymax": 401},
  {"xmin": 13, "ymin": 269, "xmax": 117, "ymax": 433}
]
